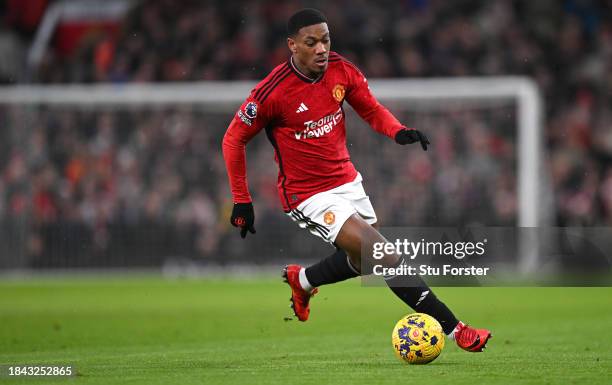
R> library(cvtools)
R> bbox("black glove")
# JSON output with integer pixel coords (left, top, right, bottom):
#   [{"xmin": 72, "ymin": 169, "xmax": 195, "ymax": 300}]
[
  {"xmin": 395, "ymin": 129, "xmax": 430, "ymax": 151},
  {"xmin": 230, "ymin": 202, "xmax": 256, "ymax": 238}
]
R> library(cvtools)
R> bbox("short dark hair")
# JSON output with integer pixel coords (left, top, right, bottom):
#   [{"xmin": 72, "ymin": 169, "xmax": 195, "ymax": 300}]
[{"xmin": 287, "ymin": 8, "xmax": 328, "ymax": 36}]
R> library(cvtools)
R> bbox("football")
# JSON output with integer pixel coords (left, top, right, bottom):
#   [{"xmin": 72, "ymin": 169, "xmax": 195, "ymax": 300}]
[{"xmin": 391, "ymin": 313, "xmax": 445, "ymax": 364}]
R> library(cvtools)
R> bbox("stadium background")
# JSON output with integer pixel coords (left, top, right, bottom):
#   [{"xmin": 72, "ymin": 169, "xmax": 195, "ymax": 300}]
[
  {"xmin": 0, "ymin": 0, "xmax": 610, "ymax": 270},
  {"xmin": 1, "ymin": 2, "xmax": 611, "ymax": 384}
]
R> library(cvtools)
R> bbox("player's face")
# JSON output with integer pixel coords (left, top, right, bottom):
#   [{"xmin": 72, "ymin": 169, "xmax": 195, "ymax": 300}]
[{"xmin": 288, "ymin": 23, "xmax": 331, "ymax": 77}]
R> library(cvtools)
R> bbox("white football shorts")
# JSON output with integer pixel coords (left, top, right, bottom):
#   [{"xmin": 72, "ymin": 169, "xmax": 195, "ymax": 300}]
[{"xmin": 286, "ymin": 173, "xmax": 377, "ymax": 243}]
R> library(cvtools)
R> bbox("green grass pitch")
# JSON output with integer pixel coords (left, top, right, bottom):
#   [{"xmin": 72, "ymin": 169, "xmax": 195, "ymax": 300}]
[{"xmin": 0, "ymin": 277, "xmax": 611, "ymax": 385}]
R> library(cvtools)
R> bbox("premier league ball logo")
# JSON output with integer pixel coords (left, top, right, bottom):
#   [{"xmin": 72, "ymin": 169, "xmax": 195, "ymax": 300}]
[{"xmin": 245, "ymin": 102, "xmax": 258, "ymax": 119}]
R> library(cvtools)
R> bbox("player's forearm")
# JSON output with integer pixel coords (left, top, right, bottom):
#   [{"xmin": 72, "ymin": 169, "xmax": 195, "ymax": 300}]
[
  {"xmin": 359, "ymin": 103, "xmax": 404, "ymax": 139},
  {"xmin": 222, "ymin": 130, "xmax": 253, "ymax": 203},
  {"xmin": 347, "ymin": 84, "xmax": 404, "ymax": 139}
]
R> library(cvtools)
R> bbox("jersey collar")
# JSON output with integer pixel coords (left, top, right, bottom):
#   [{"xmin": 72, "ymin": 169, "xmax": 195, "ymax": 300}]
[{"xmin": 289, "ymin": 56, "xmax": 324, "ymax": 84}]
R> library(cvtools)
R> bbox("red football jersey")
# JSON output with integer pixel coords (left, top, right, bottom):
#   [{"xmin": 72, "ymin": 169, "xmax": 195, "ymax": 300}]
[{"xmin": 222, "ymin": 51, "xmax": 405, "ymax": 212}]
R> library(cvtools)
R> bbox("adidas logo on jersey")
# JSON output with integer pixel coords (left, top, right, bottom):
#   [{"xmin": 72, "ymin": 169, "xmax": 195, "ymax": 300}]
[{"xmin": 296, "ymin": 102, "xmax": 309, "ymax": 113}]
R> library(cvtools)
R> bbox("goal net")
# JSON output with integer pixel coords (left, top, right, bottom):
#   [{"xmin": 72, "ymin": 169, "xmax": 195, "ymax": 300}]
[{"xmin": 0, "ymin": 78, "xmax": 546, "ymax": 272}]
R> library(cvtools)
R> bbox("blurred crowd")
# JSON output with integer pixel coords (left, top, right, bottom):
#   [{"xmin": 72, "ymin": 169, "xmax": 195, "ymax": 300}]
[
  {"xmin": 0, "ymin": 103, "xmax": 520, "ymax": 266},
  {"xmin": 1, "ymin": 0, "xmax": 611, "ymax": 266},
  {"xmin": 0, "ymin": 106, "xmax": 233, "ymax": 266}
]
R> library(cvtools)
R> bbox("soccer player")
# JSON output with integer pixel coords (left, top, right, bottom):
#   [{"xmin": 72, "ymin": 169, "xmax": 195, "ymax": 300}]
[{"xmin": 222, "ymin": 9, "xmax": 491, "ymax": 352}]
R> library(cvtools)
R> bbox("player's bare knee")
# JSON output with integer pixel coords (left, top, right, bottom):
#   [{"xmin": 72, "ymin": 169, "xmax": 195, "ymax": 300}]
[
  {"xmin": 361, "ymin": 220, "xmax": 401, "ymax": 267},
  {"xmin": 335, "ymin": 214, "xmax": 399, "ymax": 269}
]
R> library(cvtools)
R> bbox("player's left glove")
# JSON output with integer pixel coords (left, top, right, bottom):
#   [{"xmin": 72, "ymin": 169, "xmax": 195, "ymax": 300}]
[
  {"xmin": 230, "ymin": 202, "xmax": 256, "ymax": 239},
  {"xmin": 395, "ymin": 129, "xmax": 430, "ymax": 151}
]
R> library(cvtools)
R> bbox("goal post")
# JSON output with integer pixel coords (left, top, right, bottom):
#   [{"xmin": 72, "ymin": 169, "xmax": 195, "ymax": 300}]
[
  {"xmin": 0, "ymin": 77, "xmax": 546, "ymax": 272},
  {"xmin": 0, "ymin": 77, "xmax": 545, "ymax": 227},
  {"xmin": 367, "ymin": 78, "xmax": 546, "ymax": 274}
]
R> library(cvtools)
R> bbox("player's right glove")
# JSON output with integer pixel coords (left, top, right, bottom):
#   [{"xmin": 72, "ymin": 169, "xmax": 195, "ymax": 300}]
[
  {"xmin": 230, "ymin": 202, "xmax": 256, "ymax": 238},
  {"xmin": 395, "ymin": 129, "xmax": 430, "ymax": 151}
]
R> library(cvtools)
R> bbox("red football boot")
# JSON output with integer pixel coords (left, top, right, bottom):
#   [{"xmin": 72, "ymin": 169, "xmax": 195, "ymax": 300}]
[
  {"xmin": 454, "ymin": 321, "xmax": 492, "ymax": 352},
  {"xmin": 282, "ymin": 265, "xmax": 318, "ymax": 321}
]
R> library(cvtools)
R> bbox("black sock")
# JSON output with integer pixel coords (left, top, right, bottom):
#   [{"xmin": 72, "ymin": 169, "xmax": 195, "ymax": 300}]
[
  {"xmin": 305, "ymin": 248, "xmax": 360, "ymax": 287},
  {"xmin": 384, "ymin": 260, "xmax": 459, "ymax": 335}
]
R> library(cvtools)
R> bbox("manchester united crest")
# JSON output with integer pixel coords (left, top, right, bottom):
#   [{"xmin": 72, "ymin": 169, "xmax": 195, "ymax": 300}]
[
  {"xmin": 323, "ymin": 211, "xmax": 336, "ymax": 225},
  {"xmin": 332, "ymin": 84, "xmax": 345, "ymax": 103}
]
